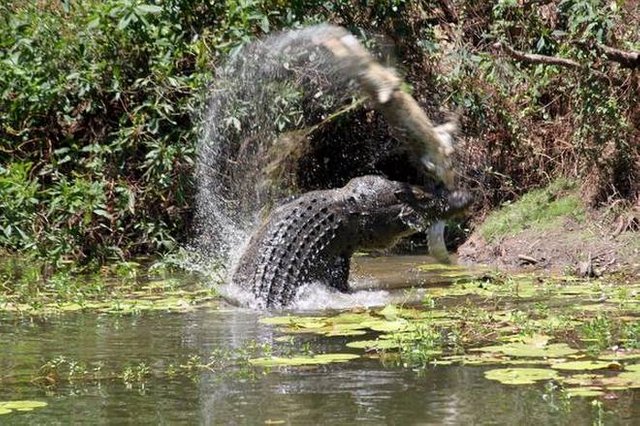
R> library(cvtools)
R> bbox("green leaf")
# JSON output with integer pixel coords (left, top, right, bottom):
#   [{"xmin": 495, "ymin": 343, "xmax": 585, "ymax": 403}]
[
  {"xmin": 93, "ymin": 209, "xmax": 113, "ymax": 220},
  {"xmin": 136, "ymin": 5, "xmax": 163, "ymax": 15},
  {"xmin": 118, "ymin": 13, "xmax": 135, "ymax": 30}
]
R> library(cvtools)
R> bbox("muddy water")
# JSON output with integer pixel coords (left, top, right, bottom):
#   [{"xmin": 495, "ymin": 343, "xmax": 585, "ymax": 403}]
[{"xmin": 1, "ymin": 257, "xmax": 639, "ymax": 425}]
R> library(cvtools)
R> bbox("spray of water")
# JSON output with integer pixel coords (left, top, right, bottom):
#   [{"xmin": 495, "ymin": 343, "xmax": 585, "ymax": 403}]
[
  {"xmin": 195, "ymin": 25, "xmax": 362, "ymax": 264},
  {"xmin": 219, "ymin": 279, "xmax": 391, "ymax": 311}
]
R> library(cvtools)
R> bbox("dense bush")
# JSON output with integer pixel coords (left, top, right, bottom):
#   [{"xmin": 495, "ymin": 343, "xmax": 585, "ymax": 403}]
[
  {"xmin": 1, "ymin": 1, "xmax": 203, "ymax": 263},
  {"xmin": 435, "ymin": 0, "xmax": 639, "ymax": 207},
  {"xmin": 1, "ymin": 0, "xmax": 638, "ymax": 266},
  {"xmin": 0, "ymin": 0, "xmax": 291, "ymax": 264}
]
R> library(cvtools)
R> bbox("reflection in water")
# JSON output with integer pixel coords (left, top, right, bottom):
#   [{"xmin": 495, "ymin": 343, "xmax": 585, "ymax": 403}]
[{"xmin": 1, "ymin": 258, "xmax": 639, "ymax": 424}]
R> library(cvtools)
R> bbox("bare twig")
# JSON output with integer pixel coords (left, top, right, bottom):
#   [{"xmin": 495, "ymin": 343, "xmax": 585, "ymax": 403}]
[
  {"xmin": 436, "ymin": 0, "xmax": 458, "ymax": 23},
  {"xmin": 517, "ymin": 254, "xmax": 538, "ymax": 265}
]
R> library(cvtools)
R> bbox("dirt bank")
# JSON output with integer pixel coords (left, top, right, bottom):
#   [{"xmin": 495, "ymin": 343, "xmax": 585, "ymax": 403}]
[{"xmin": 457, "ymin": 188, "xmax": 640, "ymax": 278}]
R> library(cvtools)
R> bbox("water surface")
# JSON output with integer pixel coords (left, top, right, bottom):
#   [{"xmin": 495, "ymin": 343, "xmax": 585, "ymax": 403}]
[{"xmin": 1, "ymin": 256, "xmax": 638, "ymax": 425}]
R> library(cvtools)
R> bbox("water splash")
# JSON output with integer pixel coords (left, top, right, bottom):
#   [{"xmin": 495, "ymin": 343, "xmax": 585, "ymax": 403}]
[
  {"xmin": 194, "ymin": 24, "xmax": 459, "ymax": 303},
  {"xmin": 195, "ymin": 24, "xmax": 363, "ymax": 263},
  {"xmin": 220, "ymin": 278, "xmax": 391, "ymax": 311}
]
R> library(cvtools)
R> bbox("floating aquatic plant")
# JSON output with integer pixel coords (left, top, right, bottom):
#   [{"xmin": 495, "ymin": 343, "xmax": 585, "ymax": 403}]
[
  {"xmin": 0, "ymin": 400, "xmax": 47, "ymax": 415},
  {"xmin": 551, "ymin": 360, "xmax": 620, "ymax": 371},
  {"xmin": 248, "ymin": 353, "xmax": 360, "ymax": 367},
  {"xmin": 565, "ymin": 388, "xmax": 605, "ymax": 398},
  {"xmin": 484, "ymin": 368, "xmax": 559, "ymax": 385},
  {"xmin": 473, "ymin": 342, "xmax": 579, "ymax": 358}
]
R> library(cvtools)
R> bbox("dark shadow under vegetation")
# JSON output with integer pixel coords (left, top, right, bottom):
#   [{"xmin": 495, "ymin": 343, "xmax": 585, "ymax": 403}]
[{"xmin": 1, "ymin": 0, "xmax": 638, "ymax": 269}]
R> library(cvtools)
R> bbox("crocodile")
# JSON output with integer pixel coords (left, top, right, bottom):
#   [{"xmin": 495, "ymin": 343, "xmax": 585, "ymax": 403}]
[{"xmin": 231, "ymin": 175, "xmax": 471, "ymax": 308}]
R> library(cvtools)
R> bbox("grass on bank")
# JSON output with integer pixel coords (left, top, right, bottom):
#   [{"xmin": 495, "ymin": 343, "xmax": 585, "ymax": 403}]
[{"xmin": 479, "ymin": 179, "xmax": 585, "ymax": 243}]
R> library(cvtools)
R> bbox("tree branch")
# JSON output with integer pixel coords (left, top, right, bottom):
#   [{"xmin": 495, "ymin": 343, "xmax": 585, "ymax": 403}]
[
  {"xmin": 436, "ymin": 0, "xmax": 458, "ymax": 23},
  {"xmin": 596, "ymin": 44, "xmax": 640, "ymax": 69},
  {"xmin": 493, "ymin": 42, "xmax": 581, "ymax": 69},
  {"xmin": 492, "ymin": 42, "xmax": 613, "ymax": 82}
]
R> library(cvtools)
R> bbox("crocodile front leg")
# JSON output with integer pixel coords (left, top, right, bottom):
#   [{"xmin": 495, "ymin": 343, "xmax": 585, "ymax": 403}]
[{"xmin": 327, "ymin": 254, "xmax": 351, "ymax": 293}]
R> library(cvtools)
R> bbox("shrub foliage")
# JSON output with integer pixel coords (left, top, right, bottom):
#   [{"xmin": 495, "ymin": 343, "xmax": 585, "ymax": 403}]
[{"xmin": 1, "ymin": 0, "xmax": 638, "ymax": 265}]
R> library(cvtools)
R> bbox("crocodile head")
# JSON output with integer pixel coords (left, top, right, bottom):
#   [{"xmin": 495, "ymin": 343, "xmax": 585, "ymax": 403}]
[
  {"xmin": 395, "ymin": 185, "xmax": 472, "ymax": 229},
  {"xmin": 341, "ymin": 175, "xmax": 471, "ymax": 249}
]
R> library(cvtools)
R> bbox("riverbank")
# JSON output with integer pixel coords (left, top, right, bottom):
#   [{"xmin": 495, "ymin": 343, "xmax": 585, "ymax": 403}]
[{"xmin": 458, "ymin": 180, "xmax": 640, "ymax": 278}]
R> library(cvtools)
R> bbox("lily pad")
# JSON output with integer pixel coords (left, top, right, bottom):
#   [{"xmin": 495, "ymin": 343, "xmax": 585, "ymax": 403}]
[
  {"xmin": 484, "ymin": 368, "xmax": 559, "ymax": 385},
  {"xmin": 509, "ymin": 334, "xmax": 549, "ymax": 346},
  {"xmin": 473, "ymin": 342, "xmax": 579, "ymax": 358},
  {"xmin": 378, "ymin": 304, "xmax": 401, "ymax": 319},
  {"xmin": 561, "ymin": 369, "xmax": 640, "ymax": 390},
  {"xmin": 332, "ymin": 312, "xmax": 378, "ymax": 324},
  {"xmin": 261, "ymin": 312, "xmax": 386, "ymax": 336},
  {"xmin": 248, "ymin": 353, "xmax": 359, "ymax": 367},
  {"xmin": 443, "ymin": 354, "xmax": 547, "ymax": 366},
  {"xmin": 259, "ymin": 315, "xmax": 327, "ymax": 326},
  {"xmin": 323, "ymin": 328, "xmax": 368, "ymax": 337},
  {"xmin": 551, "ymin": 361, "xmax": 620, "ymax": 371},
  {"xmin": 561, "ymin": 373, "xmax": 605, "ymax": 386},
  {"xmin": 346, "ymin": 339, "xmax": 402, "ymax": 350},
  {"xmin": 565, "ymin": 387, "xmax": 605, "ymax": 397},
  {"xmin": 599, "ymin": 370, "xmax": 640, "ymax": 389},
  {"xmin": 360, "ymin": 319, "xmax": 410, "ymax": 333},
  {"xmin": 0, "ymin": 400, "xmax": 48, "ymax": 415},
  {"xmin": 379, "ymin": 331, "xmax": 424, "ymax": 342}
]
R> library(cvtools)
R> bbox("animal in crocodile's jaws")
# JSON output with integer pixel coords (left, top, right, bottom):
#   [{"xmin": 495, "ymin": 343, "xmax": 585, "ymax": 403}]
[{"xmin": 231, "ymin": 175, "xmax": 471, "ymax": 308}]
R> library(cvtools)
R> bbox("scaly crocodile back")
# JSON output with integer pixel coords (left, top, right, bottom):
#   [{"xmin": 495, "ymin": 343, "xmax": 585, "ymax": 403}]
[{"xmin": 233, "ymin": 190, "xmax": 346, "ymax": 308}]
